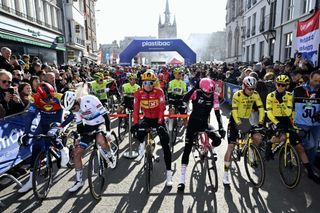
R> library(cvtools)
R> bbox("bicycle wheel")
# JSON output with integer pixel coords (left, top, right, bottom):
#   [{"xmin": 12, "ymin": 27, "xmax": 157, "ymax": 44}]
[
  {"xmin": 117, "ymin": 117, "xmax": 125, "ymax": 141},
  {"xmin": 278, "ymin": 144, "xmax": 301, "ymax": 189},
  {"xmin": 110, "ymin": 131, "xmax": 119, "ymax": 162},
  {"xmin": 205, "ymin": 149, "xmax": 218, "ymax": 192},
  {"xmin": 243, "ymin": 144, "xmax": 265, "ymax": 188},
  {"xmin": 145, "ymin": 145, "xmax": 153, "ymax": 193},
  {"xmin": 88, "ymin": 149, "xmax": 105, "ymax": 200},
  {"xmin": 32, "ymin": 150, "xmax": 53, "ymax": 200}
]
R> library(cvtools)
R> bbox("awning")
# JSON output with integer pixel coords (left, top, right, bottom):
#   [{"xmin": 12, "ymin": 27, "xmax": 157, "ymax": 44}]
[{"xmin": 0, "ymin": 31, "xmax": 66, "ymax": 51}]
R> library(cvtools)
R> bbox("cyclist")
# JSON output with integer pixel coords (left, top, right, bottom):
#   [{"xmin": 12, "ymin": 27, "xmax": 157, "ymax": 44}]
[
  {"xmin": 90, "ymin": 72, "xmax": 120, "ymax": 106},
  {"xmin": 130, "ymin": 69, "xmax": 173, "ymax": 186},
  {"xmin": 60, "ymin": 91, "xmax": 116, "ymax": 192},
  {"xmin": 266, "ymin": 75, "xmax": 320, "ymax": 182},
  {"xmin": 177, "ymin": 78, "xmax": 225, "ymax": 191},
  {"xmin": 168, "ymin": 67, "xmax": 188, "ymax": 124},
  {"xmin": 18, "ymin": 82, "xmax": 70, "ymax": 193},
  {"xmin": 223, "ymin": 76, "xmax": 265, "ymax": 185},
  {"xmin": 117, "ymin": 73, "xmax": 140, "ymax": 114}
]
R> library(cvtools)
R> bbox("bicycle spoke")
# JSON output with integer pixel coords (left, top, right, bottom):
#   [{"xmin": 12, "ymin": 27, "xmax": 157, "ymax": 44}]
[
  {"xmin": 88, "ymin": 150, "xmax": 105, "ymax": 200},
  {"xmin": 33, "ymin": 151, "xmax": 52, "ymax": 200},
  {"xmin": 244, "ymin": 144, "xmax": 265, "ymax": 188}
]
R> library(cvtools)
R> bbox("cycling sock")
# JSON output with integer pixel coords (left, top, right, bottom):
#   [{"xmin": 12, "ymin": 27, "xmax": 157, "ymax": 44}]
[
  {"xmin": 179, "ymin": 164, "xmax": 187, "ymax": 184},
  {"xmin": 75, "ymin": 169, "xmax": 83, "ymax": 182},
  {"xmin": 224, "ymin": 161, "xmax": 230, "ymax": 172}
]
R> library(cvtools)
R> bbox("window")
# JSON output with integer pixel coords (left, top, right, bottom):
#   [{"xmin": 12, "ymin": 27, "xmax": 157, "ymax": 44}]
[
  {"xmin": 260, "ymin": 7, "xmax": 266, "ymax": 32},
  {"xmin": 246, "ymin": 46, "xmax": 250, "ymax": 62},
  {"xmin": 228, "ymin": 31, "xmax": 233, "ymax": 57},
  {"xmin": 284, "ymin": 33, "xmax": 293, "ymax": 59},
  {"xmin": 259, "ymin": 41, "xmax": 264, "ymax": 61},
  {"xmin": 234, "ymin": 27, "xmax": 240, "ymax": 56},
  {"xmin": 252, "ymin": 13, "xmax": 256, "ymax": 36},
  {"xmin": 287, "ymin": 0, "xmax": 294, "ymax": 21},
  {"xmin": 247, "ymin": 0, "xmax": 251, "ymax": 9},
  {"xmin": 302, "ymin": 0, "xmax": 312, "ymax": 14},
  {"xmin": 247, "ymin": 17, "xmax": 251, "ymax": 38},
  {"xmin": 251, "ymin": 44, "xmax": 255, "ymax": 62}
]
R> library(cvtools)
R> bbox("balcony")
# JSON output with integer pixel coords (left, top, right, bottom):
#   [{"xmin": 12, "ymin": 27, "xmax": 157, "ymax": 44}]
[
  {"xmin": 251, "ymin": 26, "xmax": 256, "ymax": 36},
  {"xmin": 76, "ymin": 37, "xmax": 85, "ymax": 46},
  {"xmin": 0, "ymin": 3, "xmax": 62, "ymax": 32}
]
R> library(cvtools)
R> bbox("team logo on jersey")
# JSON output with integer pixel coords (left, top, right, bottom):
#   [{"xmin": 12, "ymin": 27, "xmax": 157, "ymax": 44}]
[
  {"xmin": 43, "ymin": 104, "xmax": 53, "ymax": 111},
  {"xmin": 140, "ymin": 100, "xmax": 159, "ymax": 108}
]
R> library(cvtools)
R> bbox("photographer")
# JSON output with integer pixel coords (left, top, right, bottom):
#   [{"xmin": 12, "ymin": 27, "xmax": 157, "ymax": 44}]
[{"xmin": 0, "ymin": 70, "xmax": 25, "ymax": 116}]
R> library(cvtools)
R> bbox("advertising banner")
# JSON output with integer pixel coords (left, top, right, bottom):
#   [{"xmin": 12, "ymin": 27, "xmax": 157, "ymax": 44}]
[
  {"xmin": 296, "ymin": 10, "xmax": 320, "ymax": 67},
  {"xmin": 0, "ymin": 113, "xmax": 31, "ymax": 174}
]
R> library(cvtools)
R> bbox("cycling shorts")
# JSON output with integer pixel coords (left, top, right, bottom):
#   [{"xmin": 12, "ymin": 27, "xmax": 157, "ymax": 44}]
[{"xmin": 227, "ymin": 117, "xmax": 251, "ymax": 144}]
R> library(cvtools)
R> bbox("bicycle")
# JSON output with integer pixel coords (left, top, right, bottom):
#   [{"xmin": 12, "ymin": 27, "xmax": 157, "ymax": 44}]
[
  {"xmin": 192, "ymin": 130, "xmax": 219, "ymax": 192},
  {"xmin": 265, "ymin": 127, "xmax": 302, "ymax": 189},
  {"xmin": 137, "ymin": 127, "xmax": 158, "ymax": 194},
  {"xmin": 231, "ymin": 126, "xmax": 266, "ymax": 188},
  {"xmin": 19, "ymin": 131, "xmax": 76, "ymax": 201},
  {"xmin": 84, "ymin": 130, "xmax": 119, "ymax": 200}
]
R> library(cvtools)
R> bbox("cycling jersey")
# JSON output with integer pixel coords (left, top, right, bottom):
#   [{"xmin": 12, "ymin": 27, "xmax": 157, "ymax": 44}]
[
  {"xmin": 266, "ymin": 91, "xmax": 293, "ymax": 125},
  {"xmin": 231, "ymin": 90, "xmax": 265, "ymax": 124},
  {"xmin": 133, "ymin": 88, "xmax": 165, "ymax": 124},
  {"xmin": 90, "ymin": 79, "xmax": 114, "ymax": 100},
  {"xmin": 74, "ymin": 95, "xmax": 108, "ymax": 126},
  {"xmin": 122, "ymin": 83, "xmax": 140, "ymax": 96},
  {"xmin": 168, "ymin": 79, "xmax": 187, "ymax": 96}
]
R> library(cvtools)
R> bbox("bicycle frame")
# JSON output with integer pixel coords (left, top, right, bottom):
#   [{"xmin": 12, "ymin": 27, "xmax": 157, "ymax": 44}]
[{"xmin": 271, "ymin": 132, "xmax": 293, "ymax": 167}]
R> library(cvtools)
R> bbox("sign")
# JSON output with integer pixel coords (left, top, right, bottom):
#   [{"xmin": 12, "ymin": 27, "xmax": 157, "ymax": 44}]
[
  {"xmin": 296, "ymin": 10, "xmax": 320, "ymax": 67},
  {"xmin": 224, "ymin": 82, "xmax": 241, "ymax": 104},
  {"xmin": 105, "ymin": 52, "xmax": 110, "ymax": 60},
  {"xmin": 56, "ymin": 36, "xmax": 64, "ymax": 43},
  {"xmin": 0, "ymin": 113, "xmax": 32, "ymax": 174}
]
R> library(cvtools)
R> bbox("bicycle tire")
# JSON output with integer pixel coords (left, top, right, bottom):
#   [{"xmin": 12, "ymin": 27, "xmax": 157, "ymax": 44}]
[
  {"xmin": 110, "ymin": 131, "xmax": 119, "ymax": 162},
  {"xmin": 118, "ymin": 117, "xmax": 123, "ymax": 141},
  {"xmin": 88, "ymin": 149, "xmax": 105, "ymax": 200},
  {"xmin": 32, "ymin": 150, "xmax": 53, "ymax": 201},
  {"xmin": 243, "ymin": 144, "xmax": 265, "ymax": 188},
  {"xmin": 278, "ymin": 144, "xmax": 301, "ymax": 189},
  {"xmin": 206, "ymin": 149, "xmax": 218, "ymax": 192},
  {"xmin": 145, "ymin": 145, "xmax": 152, "ymax": 194}
]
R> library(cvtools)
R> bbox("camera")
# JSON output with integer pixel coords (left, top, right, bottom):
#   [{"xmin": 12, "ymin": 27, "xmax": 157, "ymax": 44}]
[{"xmin": 8, "ymin": 88, "xmax": 14, "ymax": 94}]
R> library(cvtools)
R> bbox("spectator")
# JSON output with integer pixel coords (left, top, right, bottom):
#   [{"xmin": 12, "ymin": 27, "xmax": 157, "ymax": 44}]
[
  {"xmin": 12, "ymin": 70, "xmax": 23, "ymax": 87},
  {"xmin": 0, "ymin": 70, "xmax": 25, "ymax": 116},
  {"xmin": 0, "ymin": 47, "xmax": 13, "ymax": 72},
  {"xmin": 30, "ymin": 76, "xmax": 40, "ymax": 93},
  {"xmin": 37, "ymin": 70, "xmax": 46, "ymax": 82},
  {"xmin": 18, "ymin": 82, "xmax": 32, "ymax": 107},
  {"xmin": 29, "ymin": 62, "xmax": 41, "ymax": 75},
  {"xmin": 22, "ymin": 54, "xmax": 30, "ymax": 72},
  {"xmin": 288, "ymin": 69, "xmax": 303, "ymax": 91},
  {"xmin": 45, "ymin": 72, "xmax": 56, "ymax": 90}
]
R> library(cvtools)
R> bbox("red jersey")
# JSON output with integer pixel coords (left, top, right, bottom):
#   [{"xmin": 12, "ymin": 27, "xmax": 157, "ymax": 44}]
[
  {"xmin": 163, "ymin": 71, "xmax": 170, "ymax": 83},
  {"xmin": 133, "ymin": 88, "xmax": 165, "ymax": 124}
]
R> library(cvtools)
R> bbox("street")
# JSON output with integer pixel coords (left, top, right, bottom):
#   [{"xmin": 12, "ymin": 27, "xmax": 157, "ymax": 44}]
[{"xmin": 1, "ymin": 104, "xmax": 320, "ymax": 213}]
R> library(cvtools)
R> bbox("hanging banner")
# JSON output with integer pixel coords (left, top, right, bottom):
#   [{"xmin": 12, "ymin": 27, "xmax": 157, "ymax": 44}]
[
  {"xmin": 296, "ymin": 10, "xmax": 320, "ymax": 67},
  {"xmin": 224, "ymin": 82, "xmax": 241, "ymax": 104}
]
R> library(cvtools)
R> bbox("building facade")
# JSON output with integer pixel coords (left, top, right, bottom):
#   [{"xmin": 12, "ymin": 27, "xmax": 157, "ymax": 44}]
[
  {"xmin": 226, "ymin": 0, "xmax": 319, "ymax": 64},
  {"xmin": 158, "ymin": 0, "xmax": 177, "ymax": 39},
  {"xmin": 0, "ymin": 0, "xmax": 65, "ymax": 64}
]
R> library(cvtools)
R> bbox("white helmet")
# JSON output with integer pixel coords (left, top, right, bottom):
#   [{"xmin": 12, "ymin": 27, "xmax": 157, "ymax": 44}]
[
  {"xmin": 61, "ymin": 91, "xmax": 76, "ymax": 111},
  {"xmin": 242, "ymin": 76, "xmax": 257, "ymax": 88}
]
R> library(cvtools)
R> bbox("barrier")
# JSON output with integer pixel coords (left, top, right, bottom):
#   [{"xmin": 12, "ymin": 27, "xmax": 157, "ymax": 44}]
[{"xmin": 224, "ymin": 82, "xmax": 241, "ymax": 104}]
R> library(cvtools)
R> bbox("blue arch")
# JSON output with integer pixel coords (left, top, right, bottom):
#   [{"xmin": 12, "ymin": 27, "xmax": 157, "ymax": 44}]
[{"xmin": 119, "ymin": 39, "xmax": 196, "ymax": 65}]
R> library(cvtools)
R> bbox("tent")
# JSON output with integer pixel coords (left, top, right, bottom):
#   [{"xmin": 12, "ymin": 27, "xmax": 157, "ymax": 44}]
[{"xmin": 168, "ymin": 58, "xmax": 183, "ymax": 65}]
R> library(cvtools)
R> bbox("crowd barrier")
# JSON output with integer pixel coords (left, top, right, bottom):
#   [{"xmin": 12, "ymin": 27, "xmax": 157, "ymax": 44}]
[{"xmin": 0, "ymin": 81, "xmax": 241, "ymax": 177}]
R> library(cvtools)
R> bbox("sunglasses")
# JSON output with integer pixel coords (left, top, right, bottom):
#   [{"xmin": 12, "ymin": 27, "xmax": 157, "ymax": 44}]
[
  {"xmin": 1, "ymin": 80, "xmax": 12, "ymax": 84},
  {"xmin": 277, "ymin": 83, "xmax": 287, "ymax": 87},
  {"xmin": 143, "ymin": 81, "xmax": 154, "ymax": 86},
  {"xmin": 246, "ymin": 87, "xmax": 255, "ymax": 91}
]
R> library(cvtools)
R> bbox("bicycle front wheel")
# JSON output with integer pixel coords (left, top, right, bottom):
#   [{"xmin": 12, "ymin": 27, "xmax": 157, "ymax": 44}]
[
  {"xmin": 145, "ymin": 146, "xmax": 153, "ymax": 194},
  {"xmin": 32, "ymin": 150, "xmax": 53, "ymax": 200},
  {"xmin": 244, "ymin": 144, "xmax": 265, "ymax": 188},
  {"xmin": 278, "ymin": 144, "xmax": 301, "ymax": 189},
  {"xmin": 205, "ymin": 149, "xmax": 218, "ymax": 192},
  {"xmin": 88, "ymin": 149, "xmax": 105, "ymax": 200},
  {"xmin": 110, "ymin": 131, "xmax": 119, "ymax": 162}
]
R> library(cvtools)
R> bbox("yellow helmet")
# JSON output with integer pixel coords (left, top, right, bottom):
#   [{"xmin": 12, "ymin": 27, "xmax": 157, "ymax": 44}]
[
  {"xmin": 276, "ymin": 75, "xmax": 290, "ymax": 84},
  {"xmin": 173, "ymin": 67, "xmax": 182, "ymax": 75},
  {"xmin": 94, "ymin": 72, "xmax": 104, "ymax": 80},
  {"xmin": 128, "ymin": 73, "xmax": 137, "ymax": 80},
  {"xmin": 141, "ymin": 69, "xmax": 157, "ymax": 81}
]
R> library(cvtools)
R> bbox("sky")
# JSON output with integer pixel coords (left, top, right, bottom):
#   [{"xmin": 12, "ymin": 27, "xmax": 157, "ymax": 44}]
[{"xmin": 95, "ymin": 0, "xmax": 227, "ymax": 45}]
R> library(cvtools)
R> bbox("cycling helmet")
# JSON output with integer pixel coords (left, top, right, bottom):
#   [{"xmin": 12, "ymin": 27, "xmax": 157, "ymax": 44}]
[
  {"xmin": 94, "ymin": 72, "xmax": 104, "ymax": 80},
  {"xmin": 242, "ymin": 76, "xmax": 257, "ymax": 88},
  {"xmin": 276, "ymin": 75, "xmax": 290, "ymax": 84},
  {"xmin": 141, "ymin": 69, "xmax": 157, "ymax": 81},
  {"xmin": 199, "ymin": 78, "xmax": 214, "ymax": 93},
  {"xmin": 61, "ymin": 91, "xmax": 76, "ymax": 111},
  {"xmin": 128, "ymin": 73, "xmax": 137, "ymax": 80},
  {"xmin": 36, "ymin": 82, "xmax": 54, "ymax": 99},
  {"xmin": 173, "ymin": 67, "xmax": 182, "ymax": 75}
]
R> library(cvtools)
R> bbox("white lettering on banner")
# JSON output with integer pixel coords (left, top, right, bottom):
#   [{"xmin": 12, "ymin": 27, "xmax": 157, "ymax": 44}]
[
  {"xmin": 296, "ymin": 29, "xmax": 320, "ymax": 65},
  {"xmin": 142, "ymin": 41, "xmax": 171, "ymax": 47},
  {"xmin": 0, "ymin": 126, "xmax": 24, "ymax": 150}
]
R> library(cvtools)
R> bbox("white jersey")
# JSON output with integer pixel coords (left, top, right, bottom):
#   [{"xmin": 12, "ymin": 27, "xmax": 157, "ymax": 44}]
[{"xmin": 74, "ymin": 95, "xmax": 107, "ymax": 126}]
